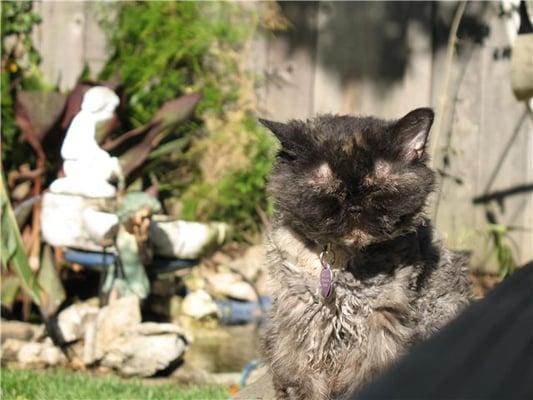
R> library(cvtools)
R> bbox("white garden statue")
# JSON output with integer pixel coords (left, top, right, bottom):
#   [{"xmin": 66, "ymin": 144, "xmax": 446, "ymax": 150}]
[{"xmin": 50, "ymin": 86, "xmax": 124, "ymax": 198}]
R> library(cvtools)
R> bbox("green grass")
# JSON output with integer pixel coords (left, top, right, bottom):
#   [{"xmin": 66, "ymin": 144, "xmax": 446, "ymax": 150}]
[{"xmin": 0, "ymin": 368, "xmax": 228, "ymax": 400}]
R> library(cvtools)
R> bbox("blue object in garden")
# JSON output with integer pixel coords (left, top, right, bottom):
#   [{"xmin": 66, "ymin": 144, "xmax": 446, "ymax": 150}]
[
  {"xmin": 64, "ymin": 249, "xmax": 116, "ymax": 270},
  {"xmin": 216, "ymin": 296, "xmax": 272, "ymax": 325},
  {"xmin": 240, "ymin": 359, "xmax": 262, "ymax": 388},
  {"xmin": 63, "ymin": 249, "xmax": 199, "ymax": 276}
]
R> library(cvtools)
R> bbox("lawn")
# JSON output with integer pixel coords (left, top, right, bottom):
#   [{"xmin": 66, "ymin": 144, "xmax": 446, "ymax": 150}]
[{"xmin": 0, "ymin": 368, "xmax": 228, "ymax": 400}]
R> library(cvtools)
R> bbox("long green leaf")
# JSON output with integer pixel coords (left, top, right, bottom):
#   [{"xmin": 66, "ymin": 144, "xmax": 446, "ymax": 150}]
[
  {"xmin": 0, "ymin": 173, "xmax": 41, "ymax": 305},
  {"xmin": 37, "ymin": 245, "xmax": 65, "ymax": 316},
  {"xmin": 1, "ymin": 275, "xmax": 20, "ymax": 310},
  {"xmin": 119, "ymin": 93, "xmax": 201, "ymax": 177}
]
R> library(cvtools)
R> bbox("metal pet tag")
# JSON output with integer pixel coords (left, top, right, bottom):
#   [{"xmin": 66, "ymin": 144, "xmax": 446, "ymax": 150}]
[{"xmin": 320, "ymin": 262, "xmax": 333, "ymax": 298}]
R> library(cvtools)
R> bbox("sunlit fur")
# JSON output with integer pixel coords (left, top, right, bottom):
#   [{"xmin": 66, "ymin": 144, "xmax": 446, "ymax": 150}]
[{"xmin": 260, "ymin": 109, "xmax": 471, "ymax": 400}]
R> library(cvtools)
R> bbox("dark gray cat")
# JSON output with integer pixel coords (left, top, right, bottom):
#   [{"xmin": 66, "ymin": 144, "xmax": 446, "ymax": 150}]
[{"xmin": 259, "ymin": 108, "xmax": 471, "ymax": 400}]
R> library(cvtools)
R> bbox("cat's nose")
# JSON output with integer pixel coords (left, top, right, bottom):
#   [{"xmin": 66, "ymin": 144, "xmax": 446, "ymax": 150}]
[{"xmin": 348, "ymin": 205, "xmax": 363, "ymax": 214}]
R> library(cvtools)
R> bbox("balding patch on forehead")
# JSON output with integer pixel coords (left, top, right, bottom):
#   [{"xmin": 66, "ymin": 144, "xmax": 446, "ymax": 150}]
[
  {"xmin": 374, "ymin": 159, "xmax": 392, "ymax": 179},
  {"xmin": 309, "ymin": 162, "xmax": 333, "ymax": 185}
]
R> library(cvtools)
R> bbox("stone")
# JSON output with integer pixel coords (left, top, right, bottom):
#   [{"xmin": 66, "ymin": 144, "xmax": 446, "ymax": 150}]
[
  {"xmin": 40, "ymin": 343, "xmax": 67, "ymax": 366},
  {"xmin": 16, "ymin": 342, "xmax": 41, "ymax": 365},
  {"xmin": 57, "ymin": 301, "xmax": 99, "ymax": 343},
  {"xmin": 16, "ymin": 338, "xmax": 66, "ymax": 366},
  {"xmin": 229, "ymin": 245, "xmax": 266, "ymax": 281},
  {"xmin": 41, "ymin": 192, "xmax": 117, "ymax": 251},
  {"xmin": 0, "ymin": 320, "xmax": 41, "ymax": 343},
  {"xmin": 150, "ymin": 219, "xmax": 230, "ymax": 259},
  {"xmin": 94, "ymin": 296, "xmax": 141, "ymax": 360},
  {"xmin": 205, "ymin": 270, "xmax": 257, "ymax": 302},
  {"xmin": 181, "ymin": 290, "xmax": 219, "ymax": 320},
  {"xmin": 208, "ymin": 372, "xmax": 241, "ymax": 386},
  {"xmin": 233, "ymin": 372, "xmax": 276, "ymax": 400},
  {"xmin": 101, "ymin": 322, "xmax": 188, "ymax": 377},
  {"xmin": 83, "ymin": 317, "xmax": 98, "ymax": 365},
  {"xmin": 1, "ymin": 338, "xmax": 26, "ymax": 361},
  {"xmin": 127, "ymin": 322, "xmax": 189, "ymax": 338}
]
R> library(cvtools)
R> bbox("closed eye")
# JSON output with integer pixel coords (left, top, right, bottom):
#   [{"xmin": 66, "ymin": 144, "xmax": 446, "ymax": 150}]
[{"xmin": 277, "ymin": 149, "xmax": 297, "ymax": 162}]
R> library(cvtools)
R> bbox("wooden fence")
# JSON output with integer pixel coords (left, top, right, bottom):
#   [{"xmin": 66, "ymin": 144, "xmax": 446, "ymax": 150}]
[{"xmin": 32, "ymin": 1, "xmax": 533, "ymax": 272}]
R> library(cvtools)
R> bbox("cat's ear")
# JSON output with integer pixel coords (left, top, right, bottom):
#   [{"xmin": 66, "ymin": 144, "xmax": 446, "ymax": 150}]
[
  {"xmin": 258, "ymin": 118, "xmax": 292, "ymax": 144},
  {"xmin": 394, "ymin": 108, "xmax": 434, "ymax": 161}
]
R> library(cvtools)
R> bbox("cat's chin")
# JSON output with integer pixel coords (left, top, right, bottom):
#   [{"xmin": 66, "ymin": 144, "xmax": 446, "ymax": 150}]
[
  {"xmin": 337, "ymin": 230, "xmax": 409, "ymax": 253},
  {"xmin": 340, "ymin": 236, "xmax": 373, "ymax": 251},
  {"xmin": 338, "ymin": 229, "xmax": 377, "ymax": 250}
]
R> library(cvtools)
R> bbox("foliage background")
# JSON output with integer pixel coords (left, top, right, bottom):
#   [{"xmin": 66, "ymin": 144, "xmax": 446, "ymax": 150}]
[
  {"xmin": 99, "ymin": 2, "xmax": 278, "ymax": 239},
  {"xmin": 1, "ymin": 1, "xmax": 45, "ymax": 172},
  {"xmin": 1, "ymin": 1, "xmax": 284, "ymax": 241}
]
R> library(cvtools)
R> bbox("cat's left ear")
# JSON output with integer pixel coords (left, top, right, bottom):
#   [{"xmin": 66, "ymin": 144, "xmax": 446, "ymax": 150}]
[
  {"xmin": 394, "ymin": 108, "xmax": 434, "ymax": 161},
  {"xmin": 258, "ymin": 118, "xmax": 292, "ymax": 144}
]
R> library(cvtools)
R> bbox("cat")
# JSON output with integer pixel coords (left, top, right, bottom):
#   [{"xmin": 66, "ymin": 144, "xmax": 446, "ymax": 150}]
[{"xmin": 259, "ymin": 108, "xmax": 471, "ymax": 400}]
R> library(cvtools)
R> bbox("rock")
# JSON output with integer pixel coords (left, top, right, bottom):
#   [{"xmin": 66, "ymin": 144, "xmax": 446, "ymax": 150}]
[
  {"xmin": 171, "ymin": 363, "xmax": 211, "ymax": 384},
  {"xmin": 1, "ymin": 338, "xmax": 26, "ymax": 361},
  {"xmin": 255, "ymin": 270, "xmax": 269, "ymax": 296},
  {"xmin": 183, "ymin": 269, "xmax": 207, "ymax": 292},
  {"xmin": 16, "ymin": 338, "xmax": 66, "ymax": 366},
  {"xmin": 57, "ymin": 301, "xmax": 99, "ymax": 342},
  {"xmin": 101, "ymin": 322, "xmax": 188, "ymax": 377},
  {"xmin": 229, "ymin": 245, "xmax": 266, "ymax": 281},
  {"xmin": 150, "ymin": 219, "xmax": 230, "ymax": 259},
  {"xmin": 40, "ymin": 342, "xmax": 67, "ymax": 366},
  {"xmin": 0, "ymin": 320, "xmax": 41, "ymax": 343},
  {"xmin": 233, "ymin": 372, "xmax": 275, "ymax": 400},
  {"xmin": 126, "ymin": 322, "xmax": 189, "ymax": 338},
  {"xmin": 83, "ymin": 317, "xmax": 98, "ymax": 365},
  {"xmin": 181, "ymin": 290, "xmax": 219, "ymax": 320},
  {"xmin": 82, "ymin": 208, "xmax": 118, "ymax": 245},
  {"xmin": 205, "ymin": 270, "xmax": 257, "ymax": 302},
  {"xmin": 172, "ymin": 365, "xmax": 241, "ymax": 386},
  {"xmin": 41, "ymin": 192, "xmax": 117, "ymax": 251},
  {"xmin": 94, "ymin": 296, "xmax": 141, "ymax": 360},
  {"xmin": 16, "ymin": 342, "xmax": 42, "ymax": 365},
  {"xmin": 11, "ymin": 181, "xmax": 32, "ymax": 202},
  {"xmin": 208, "ymin": 372, "xmax": 241, "ymax": 386}
]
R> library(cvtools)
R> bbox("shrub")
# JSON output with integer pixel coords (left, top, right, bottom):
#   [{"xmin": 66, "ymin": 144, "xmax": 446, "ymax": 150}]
[
  {"xmin": 1, "ymin": 1, "xmax": 44, "ymax": 171},
  {"xmin": 100, "ymin": 2, "xmax": 279, "ymax": 239}
]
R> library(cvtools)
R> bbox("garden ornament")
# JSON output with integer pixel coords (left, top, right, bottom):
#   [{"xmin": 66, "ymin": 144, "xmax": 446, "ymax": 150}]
[
  {"xmin": 511, "ymin": 1, "xmax": 533, "ymax": 101},
  {"xmin": 49, "ymin": 86, "xmax": 124, "ymax": 198},
  {"xmin": 103, "ymin": 192, "xmax": 162, "ymax": 302},
  {"xmin": 502, "ymin": 0, "xmax": 533, "ymax": 101}
]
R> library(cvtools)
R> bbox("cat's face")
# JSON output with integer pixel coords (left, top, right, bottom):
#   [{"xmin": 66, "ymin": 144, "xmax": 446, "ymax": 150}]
[{"xmin": 260, "ymin": 108, "xmax": 435, "ymax": 250}]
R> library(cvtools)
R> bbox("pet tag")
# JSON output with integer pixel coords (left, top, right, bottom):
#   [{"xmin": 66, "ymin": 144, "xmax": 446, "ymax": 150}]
[{"xmin": 320, "ymin": 262, "xmax": 333, "ymax": 298}]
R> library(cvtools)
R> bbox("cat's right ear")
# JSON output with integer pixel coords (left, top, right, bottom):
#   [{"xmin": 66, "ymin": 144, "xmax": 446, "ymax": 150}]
[
  {"xmin": 394, "ymin": 108, "xmax": 434, "ymax": 161},
  {"xmin": 258, "ymin": 118, "xmax": 292, "ymax": 144}
]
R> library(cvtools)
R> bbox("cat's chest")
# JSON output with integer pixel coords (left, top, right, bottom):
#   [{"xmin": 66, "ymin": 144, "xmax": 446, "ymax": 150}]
[{"xmin": 269, "ymin": 227, "xmax": 421, "ymax": 300}]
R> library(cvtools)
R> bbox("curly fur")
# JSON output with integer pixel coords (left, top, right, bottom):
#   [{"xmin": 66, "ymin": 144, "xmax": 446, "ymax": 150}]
[{"xmin": 259, "ymin": 109, "xmax": 471, "ymax": 399}]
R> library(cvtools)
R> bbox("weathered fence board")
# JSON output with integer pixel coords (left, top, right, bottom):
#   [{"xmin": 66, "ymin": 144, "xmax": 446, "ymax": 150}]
[
  {"xmin": 432, "ymin": 3, "xmax": 533, "ymax": 272},
  {"xmin": 32, "ymin": 1, "xmax": 108, "ymax": 92}
]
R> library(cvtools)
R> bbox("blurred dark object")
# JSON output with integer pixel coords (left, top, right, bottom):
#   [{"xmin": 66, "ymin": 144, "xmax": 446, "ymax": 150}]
[{"xmin": 355, "ymin": 261, "xmax": 533, "ymax": 400}]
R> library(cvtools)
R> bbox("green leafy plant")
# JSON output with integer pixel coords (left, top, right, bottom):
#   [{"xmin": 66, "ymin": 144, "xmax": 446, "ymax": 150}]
[
  {"xmin": 1, "ymin": 0, "xmax": 44, "ymax": 172},
  {"xmin": 486, "ymin": 223, "xmax": 518, "ymax": 278},
  {"xmin": 100, "ymin": 2, "xmax": 277, "ymax": 238},
  {"xmin": 0, "ymin": 173, "xmax": 41, "ymax": 307}
]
